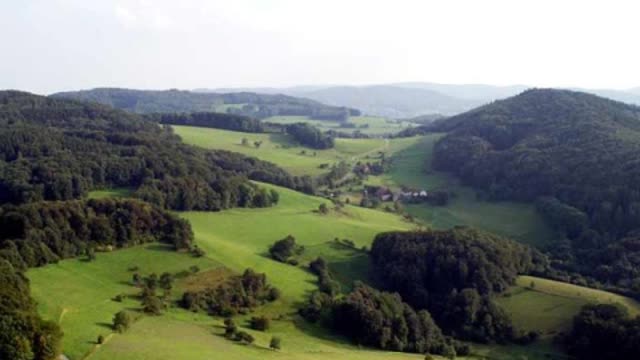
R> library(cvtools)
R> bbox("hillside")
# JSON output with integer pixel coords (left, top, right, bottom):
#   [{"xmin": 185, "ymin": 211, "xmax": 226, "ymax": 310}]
[
  {"xmin": 428, "ymin": 89, "xmax": 640, "ymax": 295},
  {"xmin": 287, "ymin": 85, "xmax": 483, "ymax": 118},
  {"xmin": 52, "ymin": 88, "xmax": 359, "ymax": 120}
]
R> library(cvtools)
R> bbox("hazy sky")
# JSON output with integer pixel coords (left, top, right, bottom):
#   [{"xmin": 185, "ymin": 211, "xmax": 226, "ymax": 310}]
[{"xmin": 2, "ymin": 0, "xmax": 639, "ymax": 94}]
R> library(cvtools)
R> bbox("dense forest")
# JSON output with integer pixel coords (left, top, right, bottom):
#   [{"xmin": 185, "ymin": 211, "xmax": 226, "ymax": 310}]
[
  {"xmin": 370, "ymin": 228, "xmax": 547, "ymax": 343},
  {"xmin": 0, "ymin": 91, "xmax": 315, "ymax": 210},
  {"xmin": 564, "ymin": 303, "xmax": 640, "ymax": 359},
  {"xmin": 285, "ymin": 123, "xmax": 335, "ymax": 149},
  {"xmin": 418, "ymin": 89, "xmax": 640, "ymax": 296},
  {"xmin": 52, "ymin": 88, "xmax": 360, "ymax": 121},
  {"xmin": 145, "ymin": 112, "xmax": 264, "ymax": 133}
]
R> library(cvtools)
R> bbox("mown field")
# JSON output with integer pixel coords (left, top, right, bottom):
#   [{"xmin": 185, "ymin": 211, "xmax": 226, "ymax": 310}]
[{"xmin": 264, "ymin": 115, "xmax": 415, "ymax": 135}]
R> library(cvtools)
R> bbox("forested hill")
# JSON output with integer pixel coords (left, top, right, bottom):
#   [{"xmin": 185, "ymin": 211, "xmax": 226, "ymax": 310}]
[
  {"xmin": 428, "ymin": 89, "xmax": 640, "ymax": 295},
  {"xmin": 51, "ymin": 88, "xmax": 360, "ymax": 120},
  {"xmin": 0, "ymin": 91, "xmax": 313, "ymax": 210}
]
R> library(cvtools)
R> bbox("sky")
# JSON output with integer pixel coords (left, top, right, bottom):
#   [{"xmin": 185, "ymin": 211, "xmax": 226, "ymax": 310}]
[{"xmin": 1, "ymin": 0, "xmax": 639, "ymax": 94}]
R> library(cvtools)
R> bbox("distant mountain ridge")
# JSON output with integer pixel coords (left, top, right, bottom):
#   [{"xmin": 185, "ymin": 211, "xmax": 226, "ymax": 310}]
[
  {"xmin": 52, "ymin": 87, "xmax": 360, "ymax": 120},
  {"xmin": 200, "ymin": 83, "xmax": 640, "ymax": 119}
]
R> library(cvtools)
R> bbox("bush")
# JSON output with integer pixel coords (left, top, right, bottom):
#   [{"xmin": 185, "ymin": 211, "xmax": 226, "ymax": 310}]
[
  {"xmin": 113, "ymin": 311, "xmax": 132, "ymax": 333},
  {"xmin": 235, "ymin": 331, "xmax": 255, "ymax": 344},
  {"xmin": 249, "ymin": 316, "xmax": 270, "ymax": 331},
  {"xmin": 270, "ymin": 336, "xmax": 282, "ymax": 350},
  {"xmin": 97, "ymin": 335, "xmax": 105, "ymax": 344}
]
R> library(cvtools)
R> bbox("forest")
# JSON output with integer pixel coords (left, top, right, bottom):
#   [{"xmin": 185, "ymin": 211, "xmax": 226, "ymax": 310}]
[
  {"xmin": 0, "ymin": 91, "xmax": 314, "ymax": 210},
  {"xmin": 145, "ymin": 111, "xmax": 264, "ymax": 133},
  {"xmin": 370, "ymin": 228, "xmax": 547, "ymax": 343},
  {"xmin": 52, "ymin": 88, "xmax": 360, "ymax": 121},
  {"xmin": 285, "ymin": 123, "xmax": 335, "ymax": 149},
  {"xmin": 420, "ymin": 89, "xmax": 640, "ymax": 297}
]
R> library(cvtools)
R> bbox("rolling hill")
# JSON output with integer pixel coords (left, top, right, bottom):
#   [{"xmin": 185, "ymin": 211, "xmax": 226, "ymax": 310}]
[
  {"xmin": 51, "ymin": 88, "xmax": 359, "ymax": 120},
  {"xmin": 426, "ymin": 88, "xmax": 640, "ymax": 296}
]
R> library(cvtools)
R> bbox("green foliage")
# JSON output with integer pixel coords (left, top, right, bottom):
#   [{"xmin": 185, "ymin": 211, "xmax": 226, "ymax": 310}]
[
  {"xmin": 146, "ymin": 111, "xmax": 264, "ymax": 133},
  {"xmin": 370, "ymin": 228, "xmax": 548, "ymax": 342},
  {"xmin": 269, "ymin": 336, "xmax": 281, "ymax": 350},
  {"xmin": 268, "ymin": 235, "xmax": 303, "ymax": 263},
  {"xmin": 0, "ymin": 198, "xmax": 194, "ymax": 269},
  {"xmin": 428, "ymin": 89, "xmax": 640, "ymax": 293},
  {"xmin": 249, "ymin": 315, "xmax": 270, "ymax": 331},
  {"xmin": 180, "ymin": 268, "xmax": 279, "ymax": 316},
  {"xmin": 286, "ymin": 123, "xmax": 335, "ymax": 149},
  {"xmin": 0, "ymin": 91, "xmax": 299, "ymax": 211},
  {"xmin": 113, "ymin": 311, "xmax": 132, "ymax": 333},
  {"xmin": 234, "ymin": 331, "xmax": 255, "ymax": 344},
  {"xmin": 564, "ymin": 303, "xmax": 640, "ymax": 359}
]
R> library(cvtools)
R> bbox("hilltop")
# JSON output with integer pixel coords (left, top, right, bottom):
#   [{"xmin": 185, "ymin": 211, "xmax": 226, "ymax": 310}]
[{"xmin": 427, "ymin": 89, "xmax": 640, "ymax": 296}]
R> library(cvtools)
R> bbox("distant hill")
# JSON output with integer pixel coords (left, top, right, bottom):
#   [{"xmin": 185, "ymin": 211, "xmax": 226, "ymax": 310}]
[
  {"xmin": 427, "ymin": 88, "xmax": 640, "ymax": 296},
  {"xmin": 52, "ymin": 88, "xmax": 360, "ymax": 121},
  {"xmin": 202, "ymin": 83, "xmax": 640, "ymax": 119}
]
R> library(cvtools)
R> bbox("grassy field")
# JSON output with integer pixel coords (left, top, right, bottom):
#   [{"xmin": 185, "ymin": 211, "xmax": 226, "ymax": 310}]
[
  {"xmin": 363, "ymin": 134, "xmax": 557, "ymax": 247},
  {"xmin": 264, "ymin": 115, "xmax": 415, "ymax": 135},
  {"xmin": 87, "ymin": 188, "xmax": 133, "ymax": 199},
  {"xmin": 31, "ymin": 184, "xmax": 640, "ymax": 360},
  {"xmin": 173, "ymin": 125, "xmax": 418, "ymax": 176},
  {"xmin": 28, "ymin": 244, "xmax": 221, "ymax": 360},
  {"xmin": 496, "ymin": 276, "xmax": 640, "ymax": 337}
]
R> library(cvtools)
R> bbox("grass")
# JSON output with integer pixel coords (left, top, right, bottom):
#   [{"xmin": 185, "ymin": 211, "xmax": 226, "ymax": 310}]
[
  {"xmin": 497, "ymin": 275, "xmax": 640, "ymax": 336},
  {"xmin": 30, "ymin": 184, "xmax": 425, "ymax": 360},
  {"xmin": 264, "ymin": 115, "xmax": 415, "ymax": 135},
  {"xmin": 28, "ymin": 244, "xmax": 221, "ymax": 360},
  {"xmin": 365, "ymin": 134, "xmax": 557, "ymax": 247},
  {"xmin": 30, "ymin": 183, "xmax": 640, "ymax": 360},
  {"xmin": 88, "ymin": 188, "xmax": 133, "ymax": 199},
  {"xmin": 173, "ymin": 125, "xmax": 414, "ymax": 176}
]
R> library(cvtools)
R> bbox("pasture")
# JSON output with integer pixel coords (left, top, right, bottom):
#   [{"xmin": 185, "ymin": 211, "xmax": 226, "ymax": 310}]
[{"xmin": 264, "ymin": 115, "xmax": 415, "ymax": 135}]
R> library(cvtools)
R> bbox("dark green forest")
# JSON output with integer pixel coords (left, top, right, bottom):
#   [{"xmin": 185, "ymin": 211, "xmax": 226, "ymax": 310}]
[
  {"xmin": 418, "ymin": 89, "xmax": 640, "ymax": 296},
  {"xmin": 285, "ymin": 123, "xmax": 335, "ymax": 149},
  {"xmin": 0, "ymin": 91, "xmax": 315, "ymax": 210},
  {"xmin": 370, "ymin": 228, "xmax": 547, "ymax": 343},
  {"xmin": 145, "ymin": 111, "xmax": 264, "ymax": 133},
  {"xmin": 52, "ymin": 88, "xmax": 360, "ymax": 121}
]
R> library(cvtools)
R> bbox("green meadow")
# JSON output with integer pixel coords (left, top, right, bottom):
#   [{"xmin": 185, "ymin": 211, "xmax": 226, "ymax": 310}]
[
  {"xmin": 29, "ymin": 184, "xmax": 640, "ymax": 360},
  {"xmin": 172, "ymin": 125, "xmax": 416, "ymax": 176},
  {"xmin": 264, "ymin": 115, "xmax": 415, "ymax": 135}
]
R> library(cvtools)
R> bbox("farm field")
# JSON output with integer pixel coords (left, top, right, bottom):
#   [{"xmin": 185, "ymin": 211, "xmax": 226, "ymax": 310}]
[
  {"xmin": 264, "ymin": 115, "xmax": 415, "ymax": 135},
  {"xmin": 496, "ymin": 275, "xmax": 640, "ymax": 336}
]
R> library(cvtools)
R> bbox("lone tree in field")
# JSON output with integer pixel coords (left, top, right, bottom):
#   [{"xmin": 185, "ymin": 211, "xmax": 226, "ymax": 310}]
[
  {"xmin": 254, "ymin": 140, "xmax": 262, "ymax": 148},
  {"xmin": 270, "ymin": 336, "xmax": 281, "ymax": 350},
  {"xmin": 241, "ymin": 138, "xmax": 249, "ymax": 146},
  {"xmin": 318, "ymin": 203, "xmax": 329, "ymax": 214},
  {"xmin": 249, "ymin": 315, "xmax": 270, "ymax": 331},
  {"xmin": 224, "ymin": 318, "xmax": 237, "ymax": 338},
  {"xmin": 235, "ymin": 331, "xmax": 255, "ymax": 344},
  {"xmin": 113, "ymin": 311, "xmax": 132, "ymax": 333},
  {"xmin": 269, "ymin": 235, "xmax": 303, "ymax": 262}
]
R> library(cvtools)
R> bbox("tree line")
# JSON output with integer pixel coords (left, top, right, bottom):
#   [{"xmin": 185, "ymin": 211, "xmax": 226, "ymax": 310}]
[{"xmin": 145, "ymin": 111, "xmax": 264, "ymax": 132}]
